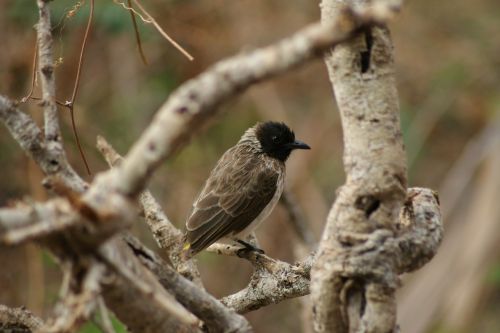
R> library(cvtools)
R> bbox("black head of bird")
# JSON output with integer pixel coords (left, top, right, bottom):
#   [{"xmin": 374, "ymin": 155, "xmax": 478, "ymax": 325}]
[
  {"xmin": 255, "ymin": 121, "xmax": 310, "ymax": 161},
  {"xmin": 183, "ymin": 121, "xmax": 310, "ymax": 258}
]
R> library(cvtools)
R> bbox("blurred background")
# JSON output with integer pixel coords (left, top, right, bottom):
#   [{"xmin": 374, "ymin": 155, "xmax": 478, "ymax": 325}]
[{"xmin": 1, "ymin": 0, "xmax": 499, "ymax": 332}]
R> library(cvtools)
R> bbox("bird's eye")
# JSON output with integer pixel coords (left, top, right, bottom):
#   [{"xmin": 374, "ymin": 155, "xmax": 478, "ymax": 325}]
[{"xmin": 271, "ymin": 135, "xmax": 279, "ymax": 143}]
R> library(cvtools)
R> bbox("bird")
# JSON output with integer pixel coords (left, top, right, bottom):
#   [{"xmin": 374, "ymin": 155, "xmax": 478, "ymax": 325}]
[{"xmin": 183, "ymin": 121, "xmax": 310, "ymax": 258}]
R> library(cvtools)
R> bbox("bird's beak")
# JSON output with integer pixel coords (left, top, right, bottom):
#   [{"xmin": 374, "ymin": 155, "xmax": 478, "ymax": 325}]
[{"xmin": 288, "ymin": 140, "xmax": 311, "ymax": 150}]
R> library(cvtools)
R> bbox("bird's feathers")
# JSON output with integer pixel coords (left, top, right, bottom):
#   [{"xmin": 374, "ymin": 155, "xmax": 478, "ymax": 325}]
[{"xmin": 185, "ymin": 144, "xmax": 283, "ymax": 255}]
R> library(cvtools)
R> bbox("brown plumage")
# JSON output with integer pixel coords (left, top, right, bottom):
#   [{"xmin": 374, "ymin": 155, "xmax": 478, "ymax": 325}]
[{"xmin": 184, "ymin": 122, "xmax": 310, "ymax": 257}]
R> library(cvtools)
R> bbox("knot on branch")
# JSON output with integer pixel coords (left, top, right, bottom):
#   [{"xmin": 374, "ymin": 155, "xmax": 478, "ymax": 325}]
[
  {"xmin": 330, "ymin": 187, "xmax": 443, "ymax": 287},
  {"xmin": 395, "ymin": 187, "xmax": 443, "ymax": 273}
]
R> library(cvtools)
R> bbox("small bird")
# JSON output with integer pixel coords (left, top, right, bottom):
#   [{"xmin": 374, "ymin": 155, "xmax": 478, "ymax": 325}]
[{"xmin": 183, "ymin": 121, "xmax": 310, "ymax": 258}]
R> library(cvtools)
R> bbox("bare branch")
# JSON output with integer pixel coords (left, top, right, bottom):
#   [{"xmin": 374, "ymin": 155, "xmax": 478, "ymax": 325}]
[
  {"xmin": 100, "ymin": 247, "xmax": 198, "ymax": 327},
  {"xmin": 124, "ymin": 234, "xmax": 252, "ymax": 333},
  {"xmin": 0, "ymin": 199, "xmax": 79, "ymax": 246},
  {"xmin": 36, "ymin": 0, "xmax": 61, "ymax": 143},
  {"xmin": 99, "ymin": 237, "xmax": 202, "ymax": 332},
  {"xmin": 205, "ymin": 239, "xmax": 314, "ymax": 314},
  {"xmin": 311, "ymin": 2, "xmax": 442, "ymax": 332},
  {"xmin": 0, "ymin": 96, "xmax": 86, "ymax": 192},
  {"xmin": 96, "ymin": 135, "xmax": 202, "ymax": 283},
  {"xmin": 221, "ymin": 254, "xmax": 313, "ymax": 314}
]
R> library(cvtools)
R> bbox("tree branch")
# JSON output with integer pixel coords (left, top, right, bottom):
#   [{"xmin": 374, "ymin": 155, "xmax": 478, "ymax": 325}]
[
  {"xmin": 0, "ymin": 96, "xmax": 85, "ymax": 192},
  {"xmin": 36, "ymin": 0, "xmax": 60, "ymax": 143},
  {"xmin": 124, "ymin": 234, "xmax": 252, "ymax": 333},
  {"xmin": 99, "ymin": 237, "xmax": 201, "ymax": 332},
  {"xmin": 311, "ymin": 1, "xmax": 442, "ymax": 332},
  {"xmin": 220, "ymin": 253, "xmax": 313, "ymax": 314},
  {"xmin": 96, "ymin": 135, "xmax": 202, "ymax": 284}
]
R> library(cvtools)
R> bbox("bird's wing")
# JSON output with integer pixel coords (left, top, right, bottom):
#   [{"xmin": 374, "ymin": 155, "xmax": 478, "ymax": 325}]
[{"xmin": 185, "ymin": 147, "xmax": 280, "ymax": 254}]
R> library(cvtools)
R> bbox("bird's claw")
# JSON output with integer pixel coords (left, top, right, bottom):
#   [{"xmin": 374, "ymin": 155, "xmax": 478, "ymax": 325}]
[{"xmin": 235, "ymin": 239, "xmax": 265, "ymax": 257}]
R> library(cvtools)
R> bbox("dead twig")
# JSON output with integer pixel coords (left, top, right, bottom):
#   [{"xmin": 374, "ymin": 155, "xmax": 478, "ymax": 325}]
[
  {"xmin": 126, "ymin": 0, "xmax": 148, "ymax": 65},
  {"xmin": 113, "ymin": 0, "xmax": 193, "ymax": 61}
]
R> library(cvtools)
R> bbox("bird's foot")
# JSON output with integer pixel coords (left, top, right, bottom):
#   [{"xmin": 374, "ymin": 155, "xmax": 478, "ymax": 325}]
[{"xmin": 235, "ymin": 239, "xmax": 265, "ymax": 258}]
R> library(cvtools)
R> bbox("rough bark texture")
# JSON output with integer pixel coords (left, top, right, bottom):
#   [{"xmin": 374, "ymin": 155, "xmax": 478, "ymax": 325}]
[
  {"xmin": 124, "ymin": 234, "xmax": 252, "ymax": 333},
  {"xmin": 311, "ymin": 1, "xmax": 442, "ymax": 333}
]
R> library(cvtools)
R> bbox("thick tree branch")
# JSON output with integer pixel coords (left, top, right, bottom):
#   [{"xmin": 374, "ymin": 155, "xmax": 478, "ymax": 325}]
[
  {"xmin": 311, "ymin": 1, "xmax": 442, "ymax": 333},
  {"xmin": 98, "ymin": 240, "xmax": 199, "ymax": 328},
  {"xmin": 96, "ymin": 135, "xmax": 202, "ymax": 284},
  {"xmin": 124, "ymin": 234, "xmax": 252, "ymax": 333}
]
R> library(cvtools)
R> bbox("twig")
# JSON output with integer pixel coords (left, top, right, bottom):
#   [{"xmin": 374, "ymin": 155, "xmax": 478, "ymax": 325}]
[
  {"xmin": 113, "ymin": 0, "xmax": 193, "ymax": 61},
  {"xmin": 20, "ymin": 41, "xmax": 38, "ymax": 103},
  {"xmin": 61, "ymin": 0, "xmax": 95, "ymax": 176},
  {"xmin": 127, "ymin": 0, "xmax": 148, "ymax": 65},
  {"xmin": 67, "ymin": 0, "xmax": 93, "ymax": 109}
]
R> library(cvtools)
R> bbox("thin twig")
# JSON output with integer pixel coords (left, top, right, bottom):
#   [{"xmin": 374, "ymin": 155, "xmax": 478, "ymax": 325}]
[
  {"xmin": 28, "ymin": 95, "xmax": 66, "ymax": 107},
  {"xmin": 62, "ymin": 0, "xmax": 95, "ymax": 176},
  {"xmin": 67, "ymin": 0, "xmax": 93, "ymax": 107},
  {"xmin": 20, "ymin": 41, "xmax": 38, "ymax": 103},
  {"xmin": 113, "ymin": 0, "xmax": 193, "ymax": 60},
  {"xmin": 127, "ymin": 0, "xmax": 148, "ymax": 65}
]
